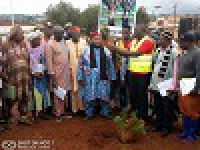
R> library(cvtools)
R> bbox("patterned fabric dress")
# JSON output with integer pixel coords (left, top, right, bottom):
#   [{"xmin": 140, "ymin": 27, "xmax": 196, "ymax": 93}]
[
  {"xmin": 29, "ymin": 45, "xmax": 51, "ymax": 111},
  {"xmin": 77, "ymin": 46, "xmax": 116, "ymax": 103},
  {"xmin": 6, "ymin": 43, "xmax": 30, "ymax": 115}
]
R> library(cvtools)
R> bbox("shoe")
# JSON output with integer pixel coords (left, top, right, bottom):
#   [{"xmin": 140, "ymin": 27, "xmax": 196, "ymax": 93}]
[
  {"xmin": 151, "ymin": 126, "xmax": 162, "ymax": 132},
  {"xmin": 77, "ymin": 110, "xmax": 85, "ymax": 117},
  {"xmin": 178, "ymin": 116, "xmax": 190, "ymax": 140},
  {"xmin": 161, "ymin": 129, "xmax": 171, "ymax": 137},
  {"xmin": 102, "ymin": 115, "xmax": 112, "ymax": 120},
  {"xmin": 0, "ymin": 126, "xmax": 5, "ymax": 133},
  {"xmin": 18, "ymin": 118, "xmax": 33, "ymax": 126},
  {"xmin": 84, "ymin": 116, "xmax": 92, "ymax": 120},
  {"xmin": 177, "ymin": 131, "xmax": 188, "ymax": 139},
  {"xmin": 56, "ymin": 116, "xmax": 62, "ymax": 122},
  {"xmin": 39, "ymin": 114, "xmax": 50, "ymax": 120},
  {"xmin": 197, "ymin": 130, "xmax": 200, "ymax": 137},
  {"xmin": 0, "ymin": 120, "xmax": 6, "ymax": 124},
  {"xmin": 185, "ymin": 135, "xmax": 197, "ymax": 142},
  {"xmin": 186, "ymin": 119, "xmax": 198, "ymax": 142}
]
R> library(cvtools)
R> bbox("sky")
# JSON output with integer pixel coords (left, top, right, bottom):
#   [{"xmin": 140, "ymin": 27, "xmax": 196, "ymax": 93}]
[{"xmin": 0, "ymin": 0, "xmax": 199, "ymax": 14}]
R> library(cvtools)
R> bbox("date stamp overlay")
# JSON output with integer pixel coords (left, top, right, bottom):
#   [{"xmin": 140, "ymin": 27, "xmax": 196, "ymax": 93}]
[{"xmin": 1, "ymin": 140, "xmax": 54, "ymax": 149}]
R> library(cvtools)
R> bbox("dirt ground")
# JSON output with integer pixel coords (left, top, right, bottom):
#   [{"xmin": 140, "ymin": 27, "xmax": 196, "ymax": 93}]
[{"xmin": 0, "ymin": 115, "xmax": 200, "ymax": 150}]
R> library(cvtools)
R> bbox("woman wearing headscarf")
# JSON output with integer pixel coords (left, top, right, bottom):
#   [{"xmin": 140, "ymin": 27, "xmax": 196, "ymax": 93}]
[{"xmin": 28, "ymin": 31, "xmax": 51, "ymax": 122}]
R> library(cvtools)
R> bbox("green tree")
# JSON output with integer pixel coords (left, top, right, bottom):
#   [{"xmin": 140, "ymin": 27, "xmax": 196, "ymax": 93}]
[
  {"xmin": 136, "ymin": 7, "xmax": 150, "ymax": 25},
  {"xmin": 45, "ymin": 2, "xmax": 80, "ymax": 27},
  {"xmin": 79, "ymin": 5, "xmax": 99, "ymax": 35}
]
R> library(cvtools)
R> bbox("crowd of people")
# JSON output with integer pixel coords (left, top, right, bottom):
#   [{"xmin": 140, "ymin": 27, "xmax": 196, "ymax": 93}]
[{"xmin": 0, "ymin": 23, "xmax": 199, "ymax": 142}]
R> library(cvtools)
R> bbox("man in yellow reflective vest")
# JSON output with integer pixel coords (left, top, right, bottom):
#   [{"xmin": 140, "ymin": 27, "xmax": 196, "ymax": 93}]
[{"xmin": 128, "ymin": 26, "xmax": 154, "ymax": 122}]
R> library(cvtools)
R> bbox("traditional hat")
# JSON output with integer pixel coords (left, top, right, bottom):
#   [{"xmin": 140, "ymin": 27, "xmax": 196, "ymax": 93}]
[
  {"xmin": 68, "ymin": 26, "xmax": 80, "ymax": 33},
  {"xmin": 54, "ymin": 26, "xmax": 64, "ymax": 33},
  {"xmin": 28, "ymin": 30, "xmax": 42, "ymax": 41},
  {"xmin": 90, "ymin": 31, "xmax": 99, "ymax": 38}
]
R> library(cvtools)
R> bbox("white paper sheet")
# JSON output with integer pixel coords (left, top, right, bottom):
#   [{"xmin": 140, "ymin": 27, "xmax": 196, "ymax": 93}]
[
  {"xmin": 54, "ymin": 86, "xmax": 67, "ymax": 101},
  {"xmin": 180, "ymin": 78, "xmax": 196, "ymax": 96},
  {"xmin": 157, "ymin": 78, "xmax": 173, "ymax": 97},
  {"xmin": 32, "ymin": 64, "xmax": 45, "ymax": 73}
]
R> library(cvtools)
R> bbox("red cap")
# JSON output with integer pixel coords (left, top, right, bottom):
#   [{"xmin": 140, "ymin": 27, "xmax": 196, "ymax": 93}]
[
  {"xmin": 68, "ymin": 26, "xmax": 80, "ymax": 33},
  {"xmin": 90, "ymin": 31, "xmax": 99, "ymax": 38}
]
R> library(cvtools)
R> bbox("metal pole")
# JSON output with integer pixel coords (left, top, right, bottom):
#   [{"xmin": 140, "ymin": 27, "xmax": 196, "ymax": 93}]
[
  {"xmin": 154, "ymin": 6, "xmax": 162, "ymax": 30},
  {"xmin": 173, "ymin": 3, "xmax": 177, "ymax": 39},
  {"xmin": 10, "ymin": 0, "xmax": 15, "ymax": 27}
]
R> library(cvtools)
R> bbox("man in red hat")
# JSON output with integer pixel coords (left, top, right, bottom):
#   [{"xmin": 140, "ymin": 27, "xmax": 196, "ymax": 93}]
[
  {"xmin": 77, "ymin": 32, "xmax": 116, "ymax": 120},
  {"xmin": 67, "ymin": 26, "xmax": 87, "ymax": 117}
]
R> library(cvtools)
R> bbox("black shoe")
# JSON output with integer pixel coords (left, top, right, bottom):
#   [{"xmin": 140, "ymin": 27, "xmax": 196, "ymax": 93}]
[
  {"xmin": 84, "ymin": 116, "xmax": 92, "ymax": 120},
  {"xmin": 151, "ymin": 126, "xmax": 162, "ymax": 132},
  {"xmin": 197, "ymin": 130, "xmax": 200, "ymax": 137},
  {"xmin": 77, "ymin": 110, "xmax": 85, "ymax": 117},
  {"xmin": 39, "ymin": 114, "xmax": 50, "ymax": 120},
  {"xmin": 0, "ymin": 126, "xmax": 5, "ymax": 133},
  {"xmin": 161, "ymin": 129, "xmax": 171, "ymax": 137},
  {"xmin": 102, "ymin": 115, "xmax": 112, "ymax": 120},
  {"xmin": 56, "ymin": 116, "xmax": 63, "ymax": 122}
]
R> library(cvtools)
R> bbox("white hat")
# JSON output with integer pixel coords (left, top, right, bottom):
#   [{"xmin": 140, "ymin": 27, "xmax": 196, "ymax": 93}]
[{"xmin": 29, "ymin": 30, "xmax": 42, "ymax": 41}]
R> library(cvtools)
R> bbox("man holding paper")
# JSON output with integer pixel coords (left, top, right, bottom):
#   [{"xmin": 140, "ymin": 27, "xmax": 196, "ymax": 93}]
[
  {"xmin": 149, "ymin": 31, "xmax": 179, "ymax": 137},
  {"xmin": 176, "ymin": 32, "xmax": 200, "ymax": 142},
  {"xmin": 46, "ymin": 27, "xmax": 71, "ymax": 122}
]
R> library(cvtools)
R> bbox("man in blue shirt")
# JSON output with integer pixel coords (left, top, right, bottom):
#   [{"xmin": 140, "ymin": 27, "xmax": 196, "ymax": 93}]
[{"xmin": 77, "ymin": 32, "xmax": 116, "ymax": 120}]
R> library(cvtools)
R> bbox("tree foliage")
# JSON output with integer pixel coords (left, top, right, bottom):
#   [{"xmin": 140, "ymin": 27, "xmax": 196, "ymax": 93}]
[
  {"xmin": 79, "ymin": 6, "xmax": 99, "ymax": 35},
  {"xmin": 136, "ymin": 7, "xmax": 150, "ymax": 25},
  {"xmin": 45, "ymin": 2, "xmax": 80, "ymax": 27},
  {"xmin": 45, "ymin": 2, "xmax": 149, "ymax": 34}
]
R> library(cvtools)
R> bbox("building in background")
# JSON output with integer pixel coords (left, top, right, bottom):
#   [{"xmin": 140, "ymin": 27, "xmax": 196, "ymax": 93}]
[
  {"xmin": 149, "ymin": 14, "xmax": 200, "ymax": 39},
  {"xmin": 0, "ymin": 20, "xmax": 35, "ymax": 41}
]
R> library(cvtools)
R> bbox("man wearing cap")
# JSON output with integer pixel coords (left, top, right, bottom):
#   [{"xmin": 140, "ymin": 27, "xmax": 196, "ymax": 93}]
[
  {"xmin": 46, "ymin": 26, "xmax": 71, "ymax": 122},
  {"xmin": 149, "ymin": 31, "xmax": 179, "ymax": 137},
  {"xmin": 67, "ymin": 26, "xmax": 87, "ymax": 117},
  {"xmin": 77, "ymin": 32, "xmax": 116, "ymax": 120},
  {"xmin": 5, "ymin": 25, "xmax": 32, "ymax": 125},
  {"xmin": 176, "ymin": 32, "xmax": 200, "ymax": 142}
]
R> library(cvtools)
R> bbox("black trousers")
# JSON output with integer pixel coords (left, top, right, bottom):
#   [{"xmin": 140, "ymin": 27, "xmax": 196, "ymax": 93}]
[
  {"xmin": 153, "ymin": 91, "xmax": 174, "ymax": 131},
  {"xmin": 129, "ymin": 73, "xmax": 150, "ymax": 121},
  {"xmin": 111, "ymin": 70, "xmax": 129, "ymax": 109},
  {"xmin": 119, "ymin": 71, "xmax": 130, "ymax": 109}
]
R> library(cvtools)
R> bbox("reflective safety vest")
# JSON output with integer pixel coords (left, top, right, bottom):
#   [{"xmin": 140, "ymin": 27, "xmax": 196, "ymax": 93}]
[
  {"xmin": 115, "ymin": 40, "xmax": 136, "ymax": 70},
  {"xmin": 128, "ymin": 36, "xmax": 153, "ymax": 73}
]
